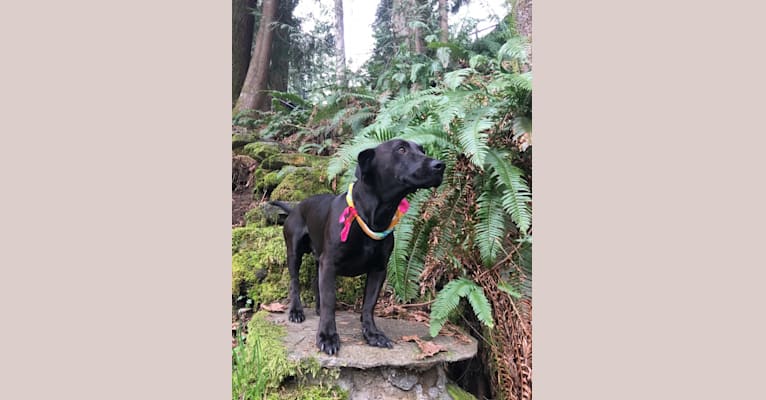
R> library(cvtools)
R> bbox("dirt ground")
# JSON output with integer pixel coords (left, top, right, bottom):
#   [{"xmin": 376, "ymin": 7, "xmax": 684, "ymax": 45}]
[{"xmin": 232, "ymin": 154, "xmax": 258, "ymax": 226}]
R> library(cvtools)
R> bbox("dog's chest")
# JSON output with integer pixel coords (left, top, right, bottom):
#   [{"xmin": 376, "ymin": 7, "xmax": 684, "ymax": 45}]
[{"xmin": 335, "ymin": 239, "xmax": 391, "ymax": 276}]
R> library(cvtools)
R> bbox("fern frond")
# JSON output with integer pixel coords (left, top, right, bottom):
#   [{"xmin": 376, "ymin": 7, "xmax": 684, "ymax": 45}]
[
  {"xmin": 402, "ymin": 217, "xmax": 436, "ymax": 301},
  {"xmin": 458, "ymin": 107, "xmax": 496, "ymax": 167},
  {"xmin": 508, "ymin": 71, "xmax": 532, "ymax": 91},
  {"xmin": 347, "ymin": 109, "xmax": 376, "ymax": 134},
  {"xmin": 466, "ymin": 285, "xmax": 495, "ymax": 328},
  {"xmin": 388, "ymin": 190, "xmax": 433, "ymax": 301},
  {"xmin": 327, "ymin": 135, "xmax": 386, "ymax": 179},
  {"xmin": 430, "ymin": 278, "xmax": 494, "ymax": 336},
  {"xmin": 497, "ymin": 37, "xmax": 529, "ymax": 64},
  {"xmin": 512, "ymin": 115, "xmax": 532, "ymax": 139},
  {"xmin": 410, "ymin": 63, "xmax": 426, "ymax": 83},
  {"xmin": 429, "ymin": 278, "xmax": 475, "ymax": 337},
  {"xmin": 475, "ymin": 183, "xmax": 508, "ymax": 266},
  {"xmin": 400, "ymin": 124, "xmax": 455, "ymax": 150},
  {"xmin": 443, "ymin": 68, "xmax": 476, "ymax": 90},
  {"xmin": 436, "ymin": 46, "xmax": 451, "ymax": 68},
  {"xmin": 485, "ymin": 149, "xmax": 532, "ymax": 235},
  {"xmin": 435, "ymin": 90, "xmax": 472, "ymax": 127}
]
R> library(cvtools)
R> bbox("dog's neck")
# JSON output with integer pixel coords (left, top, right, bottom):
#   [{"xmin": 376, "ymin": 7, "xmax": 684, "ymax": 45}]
[{"xmin": 351, "ymin": 180, "xmax": 407, "ymax": 232}]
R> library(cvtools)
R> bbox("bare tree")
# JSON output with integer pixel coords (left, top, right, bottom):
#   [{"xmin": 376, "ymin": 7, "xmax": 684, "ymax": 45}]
[
  {"xmin": 411, "ymin": 0, "xmax": 425, "ymax": 54},
  {"xmin": 334, "ymin": 0, "xmax": 346, "ymax": 86},
  {"xmin": 234, "ymin": 0, "xmax": 278, "ymax": 114},
  {"xmin": 391, "ymin": 0, "xmax": 425, "ymax": 54},
  {"xmin": 438, "ymin": 0, "xmax": 448, "ymax": 43},
  {"xmin": 515, "ymin": 0, "xmax": 532, "ymax": 70}
]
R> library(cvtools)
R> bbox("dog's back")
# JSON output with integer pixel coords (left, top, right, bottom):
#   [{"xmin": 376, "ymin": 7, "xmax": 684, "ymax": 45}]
[{"xmin": 274, "ymin": 193, "xmax": 338, "ymax": 257}]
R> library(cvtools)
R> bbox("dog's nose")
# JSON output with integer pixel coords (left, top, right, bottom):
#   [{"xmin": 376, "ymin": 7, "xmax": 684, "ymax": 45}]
[{"xmin": 430, "ymin": 160, "xmax": 445, "ymax": 171}]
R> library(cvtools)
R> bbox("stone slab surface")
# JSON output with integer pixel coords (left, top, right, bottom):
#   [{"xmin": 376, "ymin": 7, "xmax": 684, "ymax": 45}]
[{"xmin": 266, "ymin": 310, "xmax": 478, "ymax": 369}]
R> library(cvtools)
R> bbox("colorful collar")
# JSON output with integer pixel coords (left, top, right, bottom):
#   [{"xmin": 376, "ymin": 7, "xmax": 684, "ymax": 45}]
[{"xmin": 338, "ymin": 183, "xmax": 409, "ymax": 242}]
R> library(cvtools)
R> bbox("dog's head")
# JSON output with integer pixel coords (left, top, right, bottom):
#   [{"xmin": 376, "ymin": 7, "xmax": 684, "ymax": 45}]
[{"xmin": 355, "ymin": 139, "xmax": 445, "ymax": 196}]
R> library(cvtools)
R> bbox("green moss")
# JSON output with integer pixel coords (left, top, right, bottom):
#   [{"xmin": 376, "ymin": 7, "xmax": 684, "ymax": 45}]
[
  {"xmin": 447, "ymin": 383, "xmax": 478, "ymax": 400},
  {"xmin": 242, "ymin": 141, "xmax": 283, "ymax": 162},
  {"xmin": 232, "ymin": 225, "xmax": 319, "ymax": 306},
  {"xmin": 232, "ymin": 132, "xmax": 260, "ymax": 149},
  {"xmin": 270, "ymin": 167, "xmax": 333, "ymax": 201},
  {"xmin": 252, "ymin": 169, "xmax": 283, "ymax": 195},
  {"xmin": 232, "ymin": 225, "xmax": 283, "ymax": 254},
  {"xmin": 336, "ymin": 276, "xmax": 364, "ymax": 307},
  {"xmin": 244, "ymin": 207, "xmax": 268, "ymax": 227},
  {"xmin": 265, "ymin": 385, "xmax": 348, "ymax": 400},
  {"xmin": 261, "ymin": 153, "xmax": 329, "ymax": 170},
  {"xmin": 232, "ymin": 226, "xmax": 286, "ymax": 300},
  {"xmin": 233, "ymin": 312, "xmax": 347, "ymax": 400}
]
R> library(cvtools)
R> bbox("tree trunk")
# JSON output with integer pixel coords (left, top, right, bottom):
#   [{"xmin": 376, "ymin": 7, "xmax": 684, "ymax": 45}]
[
  {"xmin": 232, "ymin": 0, "xmax": 255, "ymax": 105},
  {"xmin": 515, "ymin": 0, "xmax": 532, "ymax": 71},
  {"xmin": 269, "ymin": 0, "xmax": 294, "ymax": 94},
  {"xmin": 234, "ymin": 0, "xmax": 278, "ymax": 114},
  {"xmin": 411, "ymin": 0, "xmax": 425, "ymax": 54},
  {"xmin": 391, "ymin": 0, "xmax": 409, "ymax": 47},
  {"xmin": 438, "ymin": 0, "xmax": 448, "ymax": 43},
  {"xmin": 334, "ymin": 0, "xmax": 346, "ymax": 87}
]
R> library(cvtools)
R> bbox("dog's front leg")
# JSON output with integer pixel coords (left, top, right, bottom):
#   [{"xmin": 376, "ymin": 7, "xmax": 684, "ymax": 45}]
[
  {"xmin": 316, "ymin": 255, "xmax": 340, "ymax": 355},
  {"xmin": 361, "ymin": 267, "xmax": 393, "ymax": 348}
]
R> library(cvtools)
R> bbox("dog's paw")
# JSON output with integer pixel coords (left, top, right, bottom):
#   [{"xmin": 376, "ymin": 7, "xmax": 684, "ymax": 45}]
[
  {"xmin": 316, "ymin": 332, "xmax": 340, "ymax": 355},
  {"xmin": 364, "ymin": 330, "xmax": 393, "ymax": 349},
  {"xmin": 288, "ymin": 309, "xmax": 305, "ymax": 323}
]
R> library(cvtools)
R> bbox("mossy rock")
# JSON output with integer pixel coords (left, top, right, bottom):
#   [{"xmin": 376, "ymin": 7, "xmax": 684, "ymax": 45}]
[
  {"xmin": 232, "ymin": 225, "xmax": 317, "ymax": 306},
  {"xmin": 232, "ymin": 132, "xmax": 260, "ymax": 149},
  {"xmin": 261, "ymin": 153, "xmax": 329, "ymax": 170},
  {"xmin": 270, "ymin": 167, "xmax": 333, "ymax": 201},
  {"xmin": 242, "ymin": 141, "xmax": 286, "ymax": 162},
  {"xmin": 336, "ymin": 276, "xmax": 364, "ymax": 307},
  {"xmin": 244, "ymin": 201, "xmax": 298, "ymax": 227},
  {"xmin": 252, "ymin": 168, "xmax": 283, "ymax": 195}
]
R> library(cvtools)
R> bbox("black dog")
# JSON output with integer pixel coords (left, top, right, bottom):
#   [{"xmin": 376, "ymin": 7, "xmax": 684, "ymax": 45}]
[{"xmin": 271, "ymin": 139, "xmax": 445, "ymax": 355}]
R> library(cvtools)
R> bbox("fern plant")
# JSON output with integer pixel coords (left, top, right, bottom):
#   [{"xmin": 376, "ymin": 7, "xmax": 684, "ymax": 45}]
[
  {"xmin": 429, "ymin": 278, "xmax": 494, "ymax": 337},
  {"xmin": 329, "ymin": 37, "xmax": 532, "ymax": 340}
]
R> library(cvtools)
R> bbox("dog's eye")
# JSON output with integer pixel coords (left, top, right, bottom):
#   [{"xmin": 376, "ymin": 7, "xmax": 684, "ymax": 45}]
[{"xmin": 398, "ymin": 146, "xmax": 406, "ymax": 154}]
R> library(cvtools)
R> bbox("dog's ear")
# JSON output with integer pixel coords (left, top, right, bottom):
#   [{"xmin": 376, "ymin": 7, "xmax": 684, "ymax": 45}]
[{"xmin": 355, "ymin": 148, "xmax": 375, "ymax": 181}]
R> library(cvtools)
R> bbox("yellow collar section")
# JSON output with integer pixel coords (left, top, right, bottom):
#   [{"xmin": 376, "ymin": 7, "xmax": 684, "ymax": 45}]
[{"xmin": 343, "ymin": 182, "xmax": 407, "ymax": 241}]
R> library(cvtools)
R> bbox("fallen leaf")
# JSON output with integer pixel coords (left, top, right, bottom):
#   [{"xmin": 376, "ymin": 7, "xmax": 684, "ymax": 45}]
[
  {"xmin": 260, "ymin": 302, "xmax": 288, "ymax": 313},
  {"xmin": 401, "ymin": 335, "xmax": 421, "ymax": 343},
  {"xmin": 415, "ymin": 340, "xmax": 446, "ymax": 360},
  {"xmin": 401, "ymin": 335, "xmax": 446, "ymax": 359},
  {"xmin": 411, "ymin": 311, "xmax": 430, "ymax": 322}
]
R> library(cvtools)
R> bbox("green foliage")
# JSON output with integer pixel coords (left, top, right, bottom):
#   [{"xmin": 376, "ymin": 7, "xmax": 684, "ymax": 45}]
[
  {"xmin": 233, "ymin": 312, "xmax": 347, "ymax": 400},
  {"xmin": 270, "ymin": 167, "xmax": 333, "ymax": 201},
  {"xmin": 331, "ymin": 39, "xmax": 531, "ymax": 296},
  {"xmin": 446, "ymin": 383, "xmax": 478, "ymax": 400},
  {"xmin": 328, "ymin": 34, "xmax": 532, "ymax": 345},
  {"xmin": 475, "ymin": 183, "xmax": 508, "ymax": 267},
  {"xmin": 232, "ymin": 312, "xmax": 290, "ymax": 399},
  {"xmin": 485, "ymin": 149, "xmax": 532, "ymax": 236},
  {"xmin": 429, "ymin": 278, "xmax": 494, "ymax": 337},
  {"xmin": 387, "ymin": 190, "xmax": 435, "ymax": 302}
]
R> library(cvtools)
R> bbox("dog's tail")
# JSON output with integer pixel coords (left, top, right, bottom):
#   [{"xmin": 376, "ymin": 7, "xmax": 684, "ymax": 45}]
[{"xmin": 269, "ymin": 201, "xmax": 294, "ymax": 214}]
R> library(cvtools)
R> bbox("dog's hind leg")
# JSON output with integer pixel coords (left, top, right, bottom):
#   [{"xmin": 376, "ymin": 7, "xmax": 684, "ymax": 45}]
[{"xmin": 285, "ymin": 232, "xmax": 310, "ymax": 323}]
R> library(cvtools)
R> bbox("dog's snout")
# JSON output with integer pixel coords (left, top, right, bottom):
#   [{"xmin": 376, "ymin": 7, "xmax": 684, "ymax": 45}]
[{"xmin": 430, "ymin": 160, "xmax": 445, "ymax": 171}]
